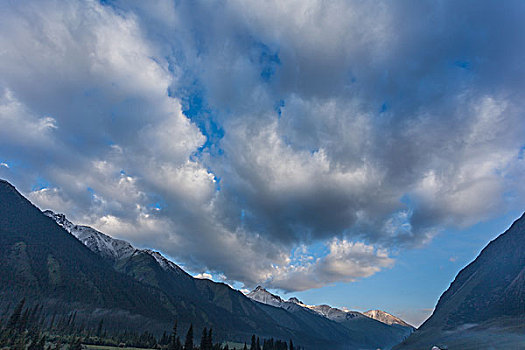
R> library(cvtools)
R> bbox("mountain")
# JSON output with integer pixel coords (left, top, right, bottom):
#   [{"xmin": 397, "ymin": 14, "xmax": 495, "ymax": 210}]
[
  {"xmin": 0, "ymin": 178, "xmax": 420, "ymax": 349},
  {"xmin": 2, "ymin": 179, "xmax": 416, "ymax": 349},
  {"xmin": 308, "ymin": 304, "xmax": 363, "ymax": 322},
  {"xmin": 43, "ymin": 210, "xmax": 187, "ymax": 275},
  {"xmin": 395, "ymin": 213, "xmax": 525, "ymax": 349},
  {"xmin": 247, "ymin": 286, "xmax": 414, "ymax": 349},
  {"xmin": 46, "ymin": 212, "xmax": 410, "ymax": 349},
  {"xmin": 0, "ymin": 179, "xmax": 176, "ymax": 332},
  {"xmin": 37, "ymin": 211, "xmax": 350, "ymax": 349},
  {"xmin": 364, "ymin": 310, "xmax": 413, "ymax": 328},
  {"xmin": 247, "ymin": 286, "xmax": 286, "ymax": 308}
]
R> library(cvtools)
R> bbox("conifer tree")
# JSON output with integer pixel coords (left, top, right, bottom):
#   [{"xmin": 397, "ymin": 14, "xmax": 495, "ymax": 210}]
[
  {"xmin": 160, "ymin": 331, "xmax": 169, "ymax": 345},
  {"xmin": 29, "ymin": 334, "xmax": 46, "ymax": 350},
  {"xmin": 49, "ymin": 312, "xmax": 56, "ymax": 331},
  {"xmin": 200, "ymin": 327, "xmax": 208, "ymax": 350},
  {"xmin": 289, "ymin": 339, "xmax": 294, "ymax": 350},
  {"xmin": 53, "ymin": 338, "xmax": 62, "ymax": 350},
  {"xmin": 68, "ymin": 311, "xmax": 77, "ymax": 333},
  {"xmin": 207, "ymin": 328, "xmax": 213, "ymax": 350},
  {"xmin": 18, "ymin": 307, "xmax": 30, "ymax": 333},
  {"xmin": 250, "ymin": 335, "xmax": 256, "ymax": 350},
  {"xmin": 184, "ymin": 324, "xmax": 193, "ymax": 350},
  {"xmin": 243, "ymin": 343, "xmax": 247, "ymax": 350},
  {"xmin": 13, "ymin": 333, "xmax": 26, "ymax": 350},
  {"xmin": 37, "ymin": 335, "xmax": 46, "ymax": 350},
  {"xmin": 69, "ymin": 337, "xmax": 82, "ymax": 350},
  {"xmin": 27, "ymin": 330, "xmax": 40, "ymax": 350},
  {"xmin": 168, "ymin": 321, "xmax": 179, "ymax": 350},
  {"xmin": 7, "ymin": 298, "xmax": 25, "ymax": 331},
  {"xmin": 256, "ymin": 337, "xmax": 261, "ymax": 350},
  {"xmin": 96, "ymin": 319, "xmax": 104, "ymax": 337}
]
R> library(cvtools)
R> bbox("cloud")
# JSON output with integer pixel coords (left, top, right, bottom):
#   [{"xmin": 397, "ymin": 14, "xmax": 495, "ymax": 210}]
[
  {"xmin": 0, "ymin": 0, "xmax": 524, "ymax": 292},
  {"xmin": 267, "ymin": 239, "xmax": 394, "ymax": 292},
  {"xmin": 194, "ymin": 273, "xmax": 213, "ymax": 280}
]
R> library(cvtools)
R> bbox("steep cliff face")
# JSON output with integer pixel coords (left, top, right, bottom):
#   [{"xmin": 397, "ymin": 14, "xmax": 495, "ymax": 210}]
[{"xmin": 395, "ymin": 213, "xmax": 525, "ymax": 349}]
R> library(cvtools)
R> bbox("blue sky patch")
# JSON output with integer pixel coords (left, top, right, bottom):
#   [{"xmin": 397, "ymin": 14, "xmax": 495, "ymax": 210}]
[{"xmin": 32, "ymin": 177, "xmax": 50, "ymax": 191}]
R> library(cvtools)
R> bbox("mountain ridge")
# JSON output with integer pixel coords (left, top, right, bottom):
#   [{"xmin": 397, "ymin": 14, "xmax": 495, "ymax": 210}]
[
  {"xmin": 247, "ymin": 285, "xmax": 412, "ymax": 328},
  {"xmin": 364, "ymin": 310, "xmax": 413, "ymax": 328},
  {"xmin": 0, "ymin": 179, "xmax": 415, "ymax": 349},
  {"xmin": 246, "ymin": 285, "xmax": 414, "ymax": 349},
  {"xmin": 46, "ymin": 209, "xmax": 414, "ymax": 333},
  {"xmin": 0, "ymin": 180, "xmax": 345, "ymax": 348},
  {"xmin": 394, "ymin": 212, "xmax": 525, "ymax": 349}
]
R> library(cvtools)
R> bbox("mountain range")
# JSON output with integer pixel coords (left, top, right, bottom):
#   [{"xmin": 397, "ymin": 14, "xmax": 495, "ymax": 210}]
[
  {"xmin": 246, "ymin": 286, "xmax": 413, "ymax": 349},
  {"xmin": 3, "ymin": 178, "xmax": 522, "ymax": 349},
  {"xmin": 43, "ymin": 210, "xmax": 413, "ymax": 349},
  {"xmin": 0, "ymin": 179, "xmax": 412, "ymax": 349}
]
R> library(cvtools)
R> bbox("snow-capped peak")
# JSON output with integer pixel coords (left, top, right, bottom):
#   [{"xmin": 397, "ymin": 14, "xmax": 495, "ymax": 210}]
[
  {"xmin": 246, "ymin": 287, "xmax": 364, "ymax": 321},
  {"xmin": 307, "ymin": 304, "xmax": 363, "ymax": 322},
  {"xmin": 287, "ymin": 297, "xmax": 306, "ymax": 306},
  {"xmin": 44, "ymin": 210, "xmax": 76, "ymax": 232},
  {"xmin": 247, "ymin": 286, "xmax": 284, "ymax": 307},
  {"xmin": 43, "ymin": 210, "xmax": 184, "ymax": 275},
  {"xmin": 364, "ymin": 310, "xmax": 413, "ymax": 328},
  {"xmin": 44, "ymin": 210, "xmax": 136, "ymax": 261},
  {"xmin": 143, "ymin": 248, "xmax": 184, "ymax": 273}
]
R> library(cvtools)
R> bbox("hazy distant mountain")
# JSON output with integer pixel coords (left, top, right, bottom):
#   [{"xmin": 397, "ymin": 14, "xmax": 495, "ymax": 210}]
[
  {"xmin": 308, "ymin": 304, "xmax": 363, "ymax": 322},
  {"xmin": 247, "ymin": 286, "xmax": 414, "ymax": 349},
  {"xmin": 364, "ymin": 310, "xmax": 413, "ymax": 328},
  {"xmin": 395, "ymin": 213, "xmax": 525, "ymax": 349}
]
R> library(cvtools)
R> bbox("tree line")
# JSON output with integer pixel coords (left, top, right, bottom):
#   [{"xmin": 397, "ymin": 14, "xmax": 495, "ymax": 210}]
[{"xmin": 0, "ymin": 299, "xmax": 302, "ymax": 350}]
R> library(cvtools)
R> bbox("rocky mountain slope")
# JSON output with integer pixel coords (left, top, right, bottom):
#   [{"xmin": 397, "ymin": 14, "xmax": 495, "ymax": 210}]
[
  {"xmin": 46, "ymin": 209, "xmax": 413, "ymax": 349},
  {"xmin": 0, "ymin": 180, "xmax": 176, "ymax": 332},
  {"xmin": 395, "ymin": 213, "xmax": 525, "ymax": 349},
  {"xmin": 44, "ymin": 210, "xmax": 187, "ymax": 275}
]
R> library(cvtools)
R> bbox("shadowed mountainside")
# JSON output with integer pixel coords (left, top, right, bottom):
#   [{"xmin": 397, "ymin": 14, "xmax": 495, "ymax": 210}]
[
  {"xmin": 1, "ymin": 179, "xmax": 413, "ymax": 349},
  {"xmin": 394, "ymin": 213, "xmax": 525, "ymax": 349}
]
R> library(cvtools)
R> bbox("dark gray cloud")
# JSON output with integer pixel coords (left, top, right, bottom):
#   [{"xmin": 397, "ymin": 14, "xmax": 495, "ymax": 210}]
[{"xmin": 0, "ymin": 0, "xmax": 524, "ymax": 291}]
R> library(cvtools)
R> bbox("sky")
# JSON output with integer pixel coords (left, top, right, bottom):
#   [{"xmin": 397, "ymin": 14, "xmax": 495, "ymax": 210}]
[{"xmin": 0, "ymin": 0, "xmax": 524, "ymax": 327}]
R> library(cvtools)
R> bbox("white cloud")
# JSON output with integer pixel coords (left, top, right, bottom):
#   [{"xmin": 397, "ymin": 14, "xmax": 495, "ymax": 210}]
[
  {"xmin": 265, "ymin": 239, "xmax": 394, "ymax": 292},
  {"xmin": 0, "ymin": 0, "xmax": 524, "ymax": 293},
  {"xmin": 28, "ymin": 187, "xmax": 73, "ymax": 214},
  {"xmin": 194, "ymin": 273, "xmax": 213, "ymax": 280}
]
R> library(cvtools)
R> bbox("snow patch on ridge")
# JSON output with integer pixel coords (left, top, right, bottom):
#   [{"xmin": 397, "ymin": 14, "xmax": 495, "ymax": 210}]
[
  {"xmin": 44, "ymin": 210, "xmax": 185, "ymax": 275},
  {"xmin": 247, "ymin": 286, "xmax": 284, "ymax": 307},
  {"xmin": 247, "ymin": 286, "xmax": 412, "ymax": 327},
  {"xmin": 364, "ymin": 309, "xmax": 414, "ymax": 328}
]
